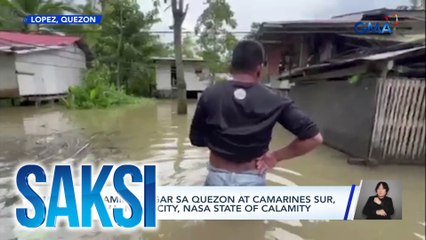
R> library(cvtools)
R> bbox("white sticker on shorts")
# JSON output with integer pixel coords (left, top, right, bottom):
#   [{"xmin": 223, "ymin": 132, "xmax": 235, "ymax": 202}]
[{"xmin": 234, "ymin": 88, "xmax": 246, "ymax": 100}]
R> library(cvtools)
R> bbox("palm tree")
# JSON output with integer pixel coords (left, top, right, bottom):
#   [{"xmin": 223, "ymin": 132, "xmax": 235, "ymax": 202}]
[
  {"xmin": 51, "ymin": 2, "xmax": 101, "ymax": 45},
  {"xmin": 0, "ymin": 0, "xmax": 77, "ymax": 32}
]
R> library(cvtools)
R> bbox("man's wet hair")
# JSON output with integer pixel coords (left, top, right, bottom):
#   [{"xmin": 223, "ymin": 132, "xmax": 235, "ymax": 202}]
[{"xmin": 231, "ymin": 40, "xmax": 265, "ymax": 73}]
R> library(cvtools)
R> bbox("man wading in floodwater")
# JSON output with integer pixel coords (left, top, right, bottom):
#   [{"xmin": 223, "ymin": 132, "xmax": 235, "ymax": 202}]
[{"xmin": 189, "ymin": 40, "xmax": 323, "ymax": 186}]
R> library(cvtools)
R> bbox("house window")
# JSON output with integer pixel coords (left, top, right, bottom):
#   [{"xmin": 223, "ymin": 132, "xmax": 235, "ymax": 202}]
[
  {"xmin": 171, "ymin": 65, "xmax": 177, "ymax": 88},
  {"xmin": 195, "ymin": 67, "xmax": 203, "ymax": 75}
]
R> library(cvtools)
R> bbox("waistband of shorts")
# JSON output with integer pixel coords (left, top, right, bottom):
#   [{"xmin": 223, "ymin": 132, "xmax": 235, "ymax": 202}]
[{"xmin": 207, "ymin": 164, "xmax": 265, "ymax": 177}]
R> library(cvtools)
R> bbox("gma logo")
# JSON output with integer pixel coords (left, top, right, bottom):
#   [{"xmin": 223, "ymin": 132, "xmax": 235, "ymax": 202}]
[{"xmin": 354, "ymin": 14, "xmax": 399, "ymax": 35}]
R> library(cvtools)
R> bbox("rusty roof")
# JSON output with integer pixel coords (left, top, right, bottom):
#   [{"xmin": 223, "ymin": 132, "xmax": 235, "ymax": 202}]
[
  {"xmin": 280, "ymin": 45, "xmax": 425, "ymax": 80},
  {"xmin": 0, "ymin": 31, "xmax": 80, "ymax": 47}
]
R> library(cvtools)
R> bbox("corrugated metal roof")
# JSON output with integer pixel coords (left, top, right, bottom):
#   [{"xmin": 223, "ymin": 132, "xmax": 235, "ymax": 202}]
[
  {"xmin": 332, "ymin": 8, "xmax": 426, "ymax": 19},
  {"xmin": 262, "ymin": 19, "xmax": 357, "ymax": 26},
  {"xmin": 0, "ymin": 31, "xmax": 80, "ymax": 46},
  {"xmin": 281, "ymin": 45, "xmax": 425, "ymax": 79},
  {"xmin": 359, "ymin": 45, "xmax": 425, "ymax": 60},
  {"xmin": 263, "ymin": 19, "xmax": 354, "ymax": 26},
  {"xmin": 258, "ymin": 19, "xmax": 360, "ymax": 36},
  {"xmin": 0, "ymin": 31, "xmax": 82, "ymax": 54},
  {"xmin": 258, "ymin": 9, "xmax": 424, "ymax": 37}
]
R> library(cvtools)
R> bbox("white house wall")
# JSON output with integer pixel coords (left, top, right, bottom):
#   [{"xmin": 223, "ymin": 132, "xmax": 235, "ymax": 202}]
[
  {"xmin": 0, "ymin": 54, "xmax": 18, "ymax": 97},
  {"xmin": 14, "ymin": 44, "xmax": 86, "ymax": 96},
  {"xmin": 155, "ymin": 61, "xmax": 210, "ymax": 92},
  {"xmin": 184, "ymin": 64, "xmax": 210, "ymax": 91},
  {"xmin": 156, "ymin": 63, "xmax": 171, "ymax": 90}
]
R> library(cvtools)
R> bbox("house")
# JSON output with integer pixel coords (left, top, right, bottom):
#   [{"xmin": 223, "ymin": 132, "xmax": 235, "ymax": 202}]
[
  {"xmin": 255, "ymin": 8, "xmax": 425, "ymax": 165},
  {"xmin": 0, "ymin": 31, "xmax": 90, "ymax": 105},
  {"xmin": 152, "ymin": 57, "xmax": 211, "ymax": 99},
  {"xmin": 256, "ymin": 8, "xmax": 425, "ymax": 83}
]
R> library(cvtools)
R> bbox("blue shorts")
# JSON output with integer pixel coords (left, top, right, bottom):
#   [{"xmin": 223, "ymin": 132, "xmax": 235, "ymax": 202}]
[{"xmin": 204, "ymin": 165, "xmax": 266, "ymax": 186}]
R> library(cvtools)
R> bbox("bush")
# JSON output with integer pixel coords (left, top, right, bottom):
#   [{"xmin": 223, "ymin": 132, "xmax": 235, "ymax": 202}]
[{"xmin": 63, "ymin": 64, "xmax": 154, "ymax": 109}]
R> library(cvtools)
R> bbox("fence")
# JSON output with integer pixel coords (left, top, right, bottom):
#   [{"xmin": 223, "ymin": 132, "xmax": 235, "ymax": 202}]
[{"xmin": 369, "ymin": 77, "xmax": 425, "ymax": 164}]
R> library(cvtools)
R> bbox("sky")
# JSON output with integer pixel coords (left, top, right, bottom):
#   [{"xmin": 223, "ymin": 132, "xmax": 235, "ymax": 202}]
[{"xmin": 138, "ymin": 0, "xmax": 412, "ymax": 42}]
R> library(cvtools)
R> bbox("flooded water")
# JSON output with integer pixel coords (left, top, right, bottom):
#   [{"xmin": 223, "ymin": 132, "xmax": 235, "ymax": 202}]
[{"xmin": 0, "ymin": 101, "xmax": 424, "ymax": 240}]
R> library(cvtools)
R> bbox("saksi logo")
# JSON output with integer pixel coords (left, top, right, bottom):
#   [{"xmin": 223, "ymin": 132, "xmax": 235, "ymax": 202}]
[
  {"xmin": 15, "ymin": 164, "xmax": 157, "ymax": 229},
  {"xmin": 354, "ymin": 13, "xmax": 399, "ymax": 35}
]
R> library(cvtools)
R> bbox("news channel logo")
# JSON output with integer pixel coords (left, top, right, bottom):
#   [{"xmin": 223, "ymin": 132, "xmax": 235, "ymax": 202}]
[
  {"xmin": 15, "ymin": 164, "xmax": 156, "ymax": 229},
  {"xmin": 23, "ymin": 15, "xmax": 102, "ymax": 25},
  {"xmin": 354, "ymin": 13, "xmax": 399, "ymax": 35}
]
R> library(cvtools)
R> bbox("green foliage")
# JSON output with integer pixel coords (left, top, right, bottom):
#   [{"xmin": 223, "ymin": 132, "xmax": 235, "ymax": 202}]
[
  {"xmin": 94, "ymin": 0, "xmax": 162, "ymax": 95},
  {"xmin": 348, "ymin": 74, "xmax": 361, "ymax": 85},
  {"xmin": 182, "ymin": 35, "xmax": 201, "ymax": 58},
  {"xmin": 63, "ymin": 63, "xmax": 153, "ymax": 109},
  {"xmin": 245, "ymin": 22, "xmax": 261, "ymax": 40},
  {"xmin": 158, "ymin": 41, "xmax": 174, "ymax": 57},
  {"xmin": 160, "ymin": 35, "xmax": 201, "ymax": 58},
  {"xmin": 0, "ymin": 0, "xmax": 77, "ymax": 32},
  {"xmin": 348, "ymin": 72, "xmax": 377, "ymax": 85},
  {"xmin": 52, "ymin": 1, "xmax": 102, "ymax": 46},
  {"xmin": 195, "ymin": 0, "xmax": 238, "ymax": 74}
]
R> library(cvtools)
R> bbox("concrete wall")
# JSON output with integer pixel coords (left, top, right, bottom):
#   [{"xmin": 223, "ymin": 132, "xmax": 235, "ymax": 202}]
[
  {"xmin": 289, "ymin": 78, "xmax": 378, "ymax": 159},
  {"xmin": 155, "ymin": 61, "xmax": 210, "ymax": 92},
  {"xmin": 14, "ymin": 44, "xmax": 85, "ymax": 96},
  {"xmin": 0, "ymin": 54, "xmax": 18, "ymax": 98}
]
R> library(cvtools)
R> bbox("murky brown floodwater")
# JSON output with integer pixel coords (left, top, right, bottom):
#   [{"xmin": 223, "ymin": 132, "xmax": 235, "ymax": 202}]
[{"xmin": 0, "ymin": 101, "xmax": 424, "ymax": 240}]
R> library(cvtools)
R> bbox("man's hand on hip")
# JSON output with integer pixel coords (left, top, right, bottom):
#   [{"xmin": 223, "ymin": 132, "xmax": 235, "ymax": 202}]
[
  {"xmin": 256, "ymin": 151, "xmax": 278, "ymax": 174},
  {"xmin": 255, "ymin": 133, "xmax": 323, "ymax": 175}
]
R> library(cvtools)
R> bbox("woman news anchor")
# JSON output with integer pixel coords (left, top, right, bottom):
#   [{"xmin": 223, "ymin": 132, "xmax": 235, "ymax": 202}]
[{"xmin": 362, "ymin": 181, "xmax": 395, "ymax": 219}]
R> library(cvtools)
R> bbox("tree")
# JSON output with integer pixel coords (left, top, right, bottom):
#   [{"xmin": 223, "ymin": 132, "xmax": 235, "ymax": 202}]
[
  {"xmin": 195, "ymin": 0, "xmax": 238, "ymax": 81},
  {"xmin": 158, "ymin": 41, "xmax": 175, "ymax": 57},
  {"xmin": 245, "ymin": 22, "xmax": 261, "ymax": 40},
  {"xmin": 164, "ymin": 0, "xmax": 189, "ymax": 115},
  {"xmin": 0, "ymin": 0, "xmax": 77, "ymax": 32},
  {"xmin": 94, "ymin": 0, "xmax": 162, "ymax": 96},
  {"xmin": 160, "ymin": 35, "xmax": 200, "ymax": 58},
  {"xmin": 0, "ymin": 5, "xmax": 21, "ymax": 30},
  {"xmin": 52, "ymin": 1, "xmax": 102, "ymax": 46},
  {"xmin": 182, "ymin": 35, "xmax": 200, "ymax": 58}
]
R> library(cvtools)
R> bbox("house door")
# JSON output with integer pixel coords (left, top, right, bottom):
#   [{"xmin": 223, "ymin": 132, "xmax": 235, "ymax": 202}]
[
  {"xmin": 17, "ymin": 72, "xmax": 36, "ymax": 96},
  {"xmin": 170, "ymin": 65, "xmax": 177, "ymax": 89}
]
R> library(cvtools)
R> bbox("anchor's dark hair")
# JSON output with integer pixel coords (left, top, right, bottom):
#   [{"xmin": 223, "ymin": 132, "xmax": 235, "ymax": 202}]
[{"xmin": 375, "ymin": 181, "xmax": 390, "ymax": 194}]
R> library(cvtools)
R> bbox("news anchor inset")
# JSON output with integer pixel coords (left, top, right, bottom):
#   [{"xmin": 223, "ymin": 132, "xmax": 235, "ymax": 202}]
[{"xmin": 362, "ymin": 181, "xmax": 395, "ymax": 219}]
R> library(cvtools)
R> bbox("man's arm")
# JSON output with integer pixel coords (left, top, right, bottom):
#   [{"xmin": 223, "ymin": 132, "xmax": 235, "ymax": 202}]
[
  {"xmin": 273, "ymin": 99, "xmax": 323, "ymax": 161},
  {"xmin": 270, "ymin": 133, "xmax": 323, "ymax": 162},
  {"xmin": 257, "ymin": 99, "xmax": 322, "ymax": 173},
  {"xmin": 189, "ymin": 95, "xmax": 208, "ymax": 147}
]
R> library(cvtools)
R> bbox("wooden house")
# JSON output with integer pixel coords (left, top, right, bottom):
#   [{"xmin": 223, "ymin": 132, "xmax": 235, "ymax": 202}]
[{"xmin": 256, "ymin": 8, "xmax": 425, "ymax": 165}]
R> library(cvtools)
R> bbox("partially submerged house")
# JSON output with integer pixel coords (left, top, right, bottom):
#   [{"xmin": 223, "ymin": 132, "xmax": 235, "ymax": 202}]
[
  {"xmin": 0, "ymin": 31, "xmax": 90, "ymax": 105},
  {"xmin": 152, "ymin": 57, "xmax": 211, "ymax": 99},
  {"xmin": 256, "ymin": 8, "xmax": 425, "ymax": 165}
]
